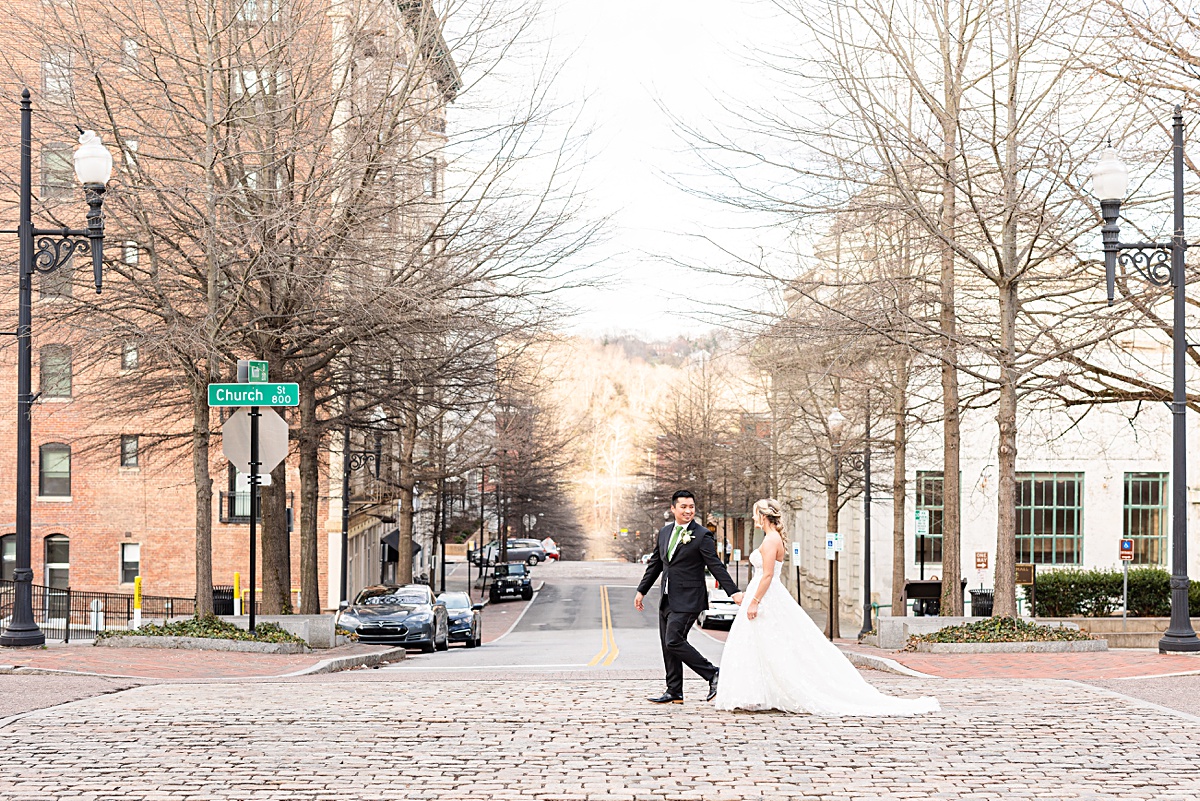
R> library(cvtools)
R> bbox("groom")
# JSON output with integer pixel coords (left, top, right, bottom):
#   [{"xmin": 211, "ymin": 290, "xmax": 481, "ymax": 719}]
[{"xmin": 634, "ymin": 490, "xmax": 743, "ymax": 703}]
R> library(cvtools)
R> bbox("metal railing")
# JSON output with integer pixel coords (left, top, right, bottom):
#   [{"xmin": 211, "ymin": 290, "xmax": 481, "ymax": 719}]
[
  {"xmin": 0, "ymin": 580, "xmax": 196, "ymax": 642},
  {"xmin": 218, "ymin": 491, "xmax": 293, "ymax": 524}
]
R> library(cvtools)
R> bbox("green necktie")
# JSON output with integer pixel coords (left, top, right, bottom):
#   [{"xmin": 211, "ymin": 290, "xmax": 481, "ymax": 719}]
[{"xmin": 667, "ymin": 524, "xmax": 685, "ymax": 561}]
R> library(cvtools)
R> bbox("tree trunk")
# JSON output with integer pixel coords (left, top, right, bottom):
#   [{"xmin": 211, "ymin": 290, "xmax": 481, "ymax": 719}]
[
  {"xmin": 891, "ymin": 355, "xmax": 909, "ymax": 617},
  {"xmin": 260, "ymin": 457, "xmax": 291, "ymax": 613},
  {"xmin": 397, "ymin": 405, "xmax": 418, "ymax": 585},
  {"xmin": 297, "ymin": 380, "xmax": 321, "ymax": 613},
  {"xmin": 994, "ymin": 280, "xmax": 1019, "ymax": 616},
  {"xmin": 938, "ymin": 26, "xmax": 963, "ymax": 617},
  {"xmin": 191, "ymin": 379, "xmax": 214, "ymax": 616}
]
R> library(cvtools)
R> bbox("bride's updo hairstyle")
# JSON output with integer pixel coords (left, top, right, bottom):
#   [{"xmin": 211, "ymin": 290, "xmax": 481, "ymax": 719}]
[{"xmin": 753, "ymin": 498, "xmax": 787, "ymax": 543}]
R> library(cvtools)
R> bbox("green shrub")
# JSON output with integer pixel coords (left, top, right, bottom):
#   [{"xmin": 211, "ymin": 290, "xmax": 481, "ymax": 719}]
[
  {"xmin": 907, "ymin": 616, "xmax": 1092, "ymax": 648},
  {"xmin": 96, "ymin": 614, "xmax": 305, "ymax": 644},
  {"xmin": 1023, "ymin": 567, "xmax": 1197, "ymax": 617}
]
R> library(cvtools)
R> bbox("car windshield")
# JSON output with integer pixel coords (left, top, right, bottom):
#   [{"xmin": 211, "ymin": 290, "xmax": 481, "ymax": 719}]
[
  {"xmin": 496, "ymin": 564, "xmax": 526, "ymax": 577},
  {"xmin": 439, "ymin": 593, "xmax": 471, "ymax": 610},
  {"xmin": 356, "ymin": 589, "xmax": 428, "ymax": 606}
]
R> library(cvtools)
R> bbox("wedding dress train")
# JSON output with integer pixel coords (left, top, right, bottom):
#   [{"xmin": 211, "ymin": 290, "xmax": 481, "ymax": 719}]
[{"xmin": 715, "ymin": 548, "xmax": 940, "ymax": 716}]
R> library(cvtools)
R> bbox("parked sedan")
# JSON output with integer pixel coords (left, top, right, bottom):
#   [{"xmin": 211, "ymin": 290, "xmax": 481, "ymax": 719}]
[
  {"xmin": 437, "ymin": 591, "xmax": 483, "ymax": 648},
  {"xmin": 336, "ymin": 584, "xmax": 449, "ymax": 652}
]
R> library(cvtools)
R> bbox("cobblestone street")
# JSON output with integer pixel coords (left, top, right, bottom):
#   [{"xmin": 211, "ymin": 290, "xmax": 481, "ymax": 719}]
[{"xmin": 3, "ymin": 672, "xmax": 1200, "ymax": 800}]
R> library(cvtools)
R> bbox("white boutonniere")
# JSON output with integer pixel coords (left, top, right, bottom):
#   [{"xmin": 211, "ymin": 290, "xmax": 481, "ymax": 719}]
[{"xmin": 680, "ymin": 532, "xmax": 694, "ymax": 545}]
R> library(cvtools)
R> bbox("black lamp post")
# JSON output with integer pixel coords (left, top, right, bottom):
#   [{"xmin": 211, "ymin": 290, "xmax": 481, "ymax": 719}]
[
  {"xmin": 1094, "ymin": 106, "xmax": 1200, "ymax": 654},
  {"xmin": 338, "ymin": 418, "xmax": 380, "ymax": 606},
  {"xmin": 0, "ymin": 91, "xmax": 112, "ymax": 647},
  {"xmin": 827, "ymin": 402, "xmax": 872, "ymax": 642}
]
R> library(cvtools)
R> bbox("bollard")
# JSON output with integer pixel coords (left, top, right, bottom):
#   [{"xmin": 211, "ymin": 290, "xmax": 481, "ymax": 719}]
[
  {"xmin": 132, "ymin": 576, "xmax": 142, "ymax": 629},
  {"xmin": 234, "ymin": 571, "xmax": 242, "ymax": 617}
]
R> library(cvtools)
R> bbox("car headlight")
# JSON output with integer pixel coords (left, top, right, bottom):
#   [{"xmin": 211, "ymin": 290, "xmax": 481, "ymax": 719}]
[
  {"xmin": 407, "ymin": 612, "xmax": 433, "ymax": 623},
  {"xmin": 336, "ymin": 614, "xmax": 360, "ymax": 631}
]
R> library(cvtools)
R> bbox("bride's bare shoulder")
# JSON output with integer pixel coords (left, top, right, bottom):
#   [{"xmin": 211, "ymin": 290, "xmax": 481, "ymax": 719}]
[{"xmin": 762, "ymin": 531, "xmax": 785, "ymax": 557}]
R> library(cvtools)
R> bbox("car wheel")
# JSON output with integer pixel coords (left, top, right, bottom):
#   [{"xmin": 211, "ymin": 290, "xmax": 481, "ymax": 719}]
[
  {"xmin": 526, "ymin": 555, "xmax": 539, "ymax": 566},
  {"xmin": 465, "ymin": 631, "xmax": 477, "ymax": 648},
  {"xmin": 435, "ymin": 625, "xmax": 449, "ymax": 652},
  {"xmin": 521, "ymin": 588, "xmax": 533, "ymax": 601},
  {"xmin": 420, "ymin": 641, "xmax": 435, "ymax": 653},
  {"xmin": 489, "ymin": 590, "xmax": 500, "ymax": 604}
]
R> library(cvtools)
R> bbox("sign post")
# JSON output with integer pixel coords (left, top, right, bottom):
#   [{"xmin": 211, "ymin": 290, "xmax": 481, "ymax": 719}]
[
  {"xmin": 1120, "ymin": 539, "xmax": 1134, "ymax": 628},
  {"xmin": 825, "ymin": 531, "xmax": 843, "ymax": 641},
  {"xmin": 209, "ymin": 361, "xmax": 297, "ymax": 632},
  {"xmin": 915, "ymin": 510, "xmax": 930, "ymax": 579},
  {"xmin": 1016, "ymin": 563, "xmax": 1036, "ymax": 617}
]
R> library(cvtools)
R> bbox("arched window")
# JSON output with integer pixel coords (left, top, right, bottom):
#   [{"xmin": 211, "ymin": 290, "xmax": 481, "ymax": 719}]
[
  {"xmin": 0, "ymin": 534, "xmax": 14, "ymax": 581},
  {"xmin": 39, "ymin": 443, "xmax": 71, "ymax": 497},
  {"xmin": 44, "ymin": 534, "xmax": 69, "ymax": 588}
]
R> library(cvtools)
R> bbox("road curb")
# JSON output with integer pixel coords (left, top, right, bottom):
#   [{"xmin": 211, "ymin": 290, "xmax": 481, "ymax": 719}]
[
  {"xmin": 841, "ymin": 648, "xmax": 937, "ymax": 679},
  {"xmin": 282, "ymin": 647, "xmax": 406, "ymax": 676}
]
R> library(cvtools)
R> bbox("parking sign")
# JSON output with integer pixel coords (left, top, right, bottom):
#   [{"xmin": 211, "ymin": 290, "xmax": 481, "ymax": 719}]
[{"xmin": 1120, "ymin": 539, "xmax": 1134, "ymax": 561}]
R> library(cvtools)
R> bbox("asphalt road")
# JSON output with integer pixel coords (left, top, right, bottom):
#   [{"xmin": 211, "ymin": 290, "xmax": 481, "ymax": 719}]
[{"xmin": 386, "ymin": 560, "xmax": 724, "ymax": 676}]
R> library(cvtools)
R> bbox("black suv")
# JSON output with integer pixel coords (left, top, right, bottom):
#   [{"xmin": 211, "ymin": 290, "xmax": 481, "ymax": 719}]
[{"xmin": 489, "ymin": 562, "xmax": 534, "ymax": 603}]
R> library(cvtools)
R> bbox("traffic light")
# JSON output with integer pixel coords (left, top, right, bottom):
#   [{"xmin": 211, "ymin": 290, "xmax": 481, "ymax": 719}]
[{"xmin": 613, "ymin": 531, "xmax": 618, "ymax": 539}]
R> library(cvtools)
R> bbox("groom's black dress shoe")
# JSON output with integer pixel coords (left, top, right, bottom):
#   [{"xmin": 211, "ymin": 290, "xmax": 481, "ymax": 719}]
[
  {"xmin": 648, "ymin": 692, "xmax": 684, "ymax": 704},
  {"xmin": 707, "ymin": 670, "xmax": 720, "ymax": 702}
]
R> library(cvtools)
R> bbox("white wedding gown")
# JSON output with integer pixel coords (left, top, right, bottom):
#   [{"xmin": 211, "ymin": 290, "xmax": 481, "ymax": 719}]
[{"xmin": 715, "ymin": 548, "xmax": 940, "ymax": 716}]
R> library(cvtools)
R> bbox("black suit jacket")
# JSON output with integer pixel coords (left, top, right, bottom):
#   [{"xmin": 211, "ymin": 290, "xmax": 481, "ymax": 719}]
[{"xmin": 636, "ymin": 520, "xmax": 740, "ymax": 614}]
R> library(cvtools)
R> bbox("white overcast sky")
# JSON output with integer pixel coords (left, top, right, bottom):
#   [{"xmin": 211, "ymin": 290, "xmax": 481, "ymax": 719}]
[{"xmin": 536, "ymin": 0, "xmax": 789, "ymax": 339}]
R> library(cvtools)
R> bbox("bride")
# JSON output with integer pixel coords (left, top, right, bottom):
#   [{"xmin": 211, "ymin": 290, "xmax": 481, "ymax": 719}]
[{"xmin": 715, "ymin": 498, "xmax": 939, "ymax": 716}]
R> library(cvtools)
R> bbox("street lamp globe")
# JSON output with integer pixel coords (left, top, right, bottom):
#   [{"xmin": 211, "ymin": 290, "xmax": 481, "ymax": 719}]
[
  {"xmin": 73, "ymin": 130, "xmax": 113, "ymax": 186},
  {"xmin": 1091, "ymin": 145, "xmax": 1129, "ymax": 202},
  {"xmin": 827, "ymin": 407, "xmax": 848, "ymax": 444}
]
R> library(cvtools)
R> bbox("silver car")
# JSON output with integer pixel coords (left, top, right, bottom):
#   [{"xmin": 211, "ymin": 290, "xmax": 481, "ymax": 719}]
[{"xmin": 471, "ymin": 538, "xmax": 547, "ymax": 567}]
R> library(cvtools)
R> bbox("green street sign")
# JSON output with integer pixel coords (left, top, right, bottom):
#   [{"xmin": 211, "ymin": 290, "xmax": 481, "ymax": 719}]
[
  {"xmin": 208, "ymin": 383, "xmax": 299, "ymax": 407},
  {"xmin": 248, "ymin": 360, "xmax": 268, "ymax": 383}
]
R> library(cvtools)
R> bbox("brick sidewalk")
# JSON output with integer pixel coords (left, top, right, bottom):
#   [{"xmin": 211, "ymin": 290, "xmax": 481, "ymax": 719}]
[
  {"xmin": 844, "ymin": 643, "xmax": 1200, "ymax": 679},
  {"xmin": 0, "ymin": 642, "xmax": 398, "ymax": 680}
]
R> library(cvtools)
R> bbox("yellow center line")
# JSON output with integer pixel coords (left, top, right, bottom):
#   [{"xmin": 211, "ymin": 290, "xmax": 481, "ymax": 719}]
[
  {"xmin": 603, "ymin": 585, "xmax": 620, "ymax": 666},
  {"xmin": 587, "ymin": 585, "xmax": 620, "ymax": 667}
]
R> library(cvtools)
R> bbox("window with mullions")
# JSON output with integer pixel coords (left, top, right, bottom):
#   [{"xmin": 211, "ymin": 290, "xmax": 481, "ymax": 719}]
[
  {"xmin": 914, "ymin": 471, "xmax": 945, "ymax": 564},
  {"xmin": 40, "ymin": 143, "xmax": 74, "ymax": 199},
  {"xmin": 1124, "ymin": 472, "xmax": 1168, "ymax": 565},
  {"xmin": 1016, "ymin": 472, "xmax": 1083, "ymax": 565}
]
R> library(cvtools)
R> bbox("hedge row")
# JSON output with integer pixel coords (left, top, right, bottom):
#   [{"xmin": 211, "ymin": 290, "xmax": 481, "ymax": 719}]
[{"xmin": 1023, "ymin": 568, "xmax": 1200, "ymax": 617}]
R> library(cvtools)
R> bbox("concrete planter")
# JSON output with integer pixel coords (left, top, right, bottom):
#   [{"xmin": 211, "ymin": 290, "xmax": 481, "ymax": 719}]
[
  {"xmin": 96, "ymin": 635, "xmax": 308, "ymax": 654},
  {"xmin": 912, "ymin": 639, "xmax": 1107, "ymax": 654},
  {"xmin": 875, "ymin": 616, "xmax": 1081, "ymax": 650},
  {"xmin": 219, "ymin": 615, "xmax": 338, "ymax": 648}
]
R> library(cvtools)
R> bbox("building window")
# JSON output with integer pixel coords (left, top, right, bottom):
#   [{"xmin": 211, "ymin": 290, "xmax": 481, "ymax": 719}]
[
  {"xmin": 1016, "ymin": 472, "xmax": 1083, "ymax": 565},
  {"xmin": 39, "ymin": 263, "xmax": 72, "ymax": 299},
  {"xmin": 121, "ymin": 37, "xmax": 140, "ymax": 72},
  {"xmin": 1124, "ymin": 472, "xmax": 1168, "ymax": 565},
  {"xmin": 123, "ymin": 241, "xmax": 139, "ymax": 266},
  {"xmin": 122, "ymin": 341, "xmax": 139, "ymax": 370},
  {"xmin": 120, "ymin": 435, "xmax": 139, "ymax": 468},
  {"xmin": 44, "ymin": 534, "xmax": 69, "ymax": 588},
  {"xmin": 423, "ymin": 156, "xmax": 438, "ymax": 198},
  {"xmin": 120, "ymin": 542, "xmax": 140, "ymax": 584},
  {"xmin": 914, "ymin": 471, "xmax": 944, "ymax": 564},
  {"xmin": 0, "ymin": 534, "xmax": 13, "ymax": 581},
  {"xmin": 42, "ymin": 48, "xmax": 73, "ymax": 105},
  {"xmin": 39, "ymin": 443, "xmax": 71, "ymax": 497},
  {"xmin": 40, "ymin": 143, "xmax": 74, "ymax": 199},
  {"xmin": 39, "ymin": 345, "xmax": 72, "ymax": 398}
]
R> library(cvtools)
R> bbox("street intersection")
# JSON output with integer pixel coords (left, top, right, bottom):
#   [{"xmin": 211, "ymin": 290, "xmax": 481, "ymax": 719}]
[{"xmin": 2, "ymin": 562, "xmax": 1199, "ymax": 800}]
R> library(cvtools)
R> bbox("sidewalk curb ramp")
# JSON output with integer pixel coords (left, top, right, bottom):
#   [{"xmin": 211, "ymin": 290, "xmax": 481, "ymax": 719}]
[
  {"xmin": 840, "ymin": 648, "xmax": 937, "ymax": 679},
  {"xmin": 284, "ymin": 646, "xmax": 406, "ymax": 676}
]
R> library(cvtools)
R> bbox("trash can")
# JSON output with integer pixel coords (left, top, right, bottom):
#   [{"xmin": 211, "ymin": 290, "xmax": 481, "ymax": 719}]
[
  {"xmin": 212, "ymin": 585, "xmax": 235, "ymax": 616},
  {"xmin": 970, "ymin": 588, "xmax": 994, "ymax": 617}
]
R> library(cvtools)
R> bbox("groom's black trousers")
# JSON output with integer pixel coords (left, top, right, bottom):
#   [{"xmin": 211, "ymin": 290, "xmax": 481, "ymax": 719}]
[{"xmin": 659, "ymin": 594, "xmax": 718, "ymax": 696}]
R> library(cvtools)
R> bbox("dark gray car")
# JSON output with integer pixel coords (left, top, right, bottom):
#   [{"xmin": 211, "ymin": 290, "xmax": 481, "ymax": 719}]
[{"xmin": 336, "ymin": 584, "xmax": 449, "ymax": 652}]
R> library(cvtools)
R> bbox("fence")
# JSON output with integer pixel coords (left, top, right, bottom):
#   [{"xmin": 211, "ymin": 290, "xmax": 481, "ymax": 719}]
[{"xmin": 0, "ymin": 580, "xmax": 197, "ymax": 643}]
